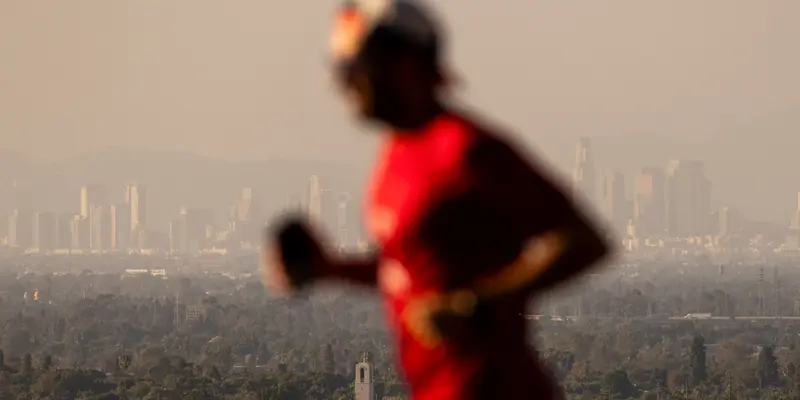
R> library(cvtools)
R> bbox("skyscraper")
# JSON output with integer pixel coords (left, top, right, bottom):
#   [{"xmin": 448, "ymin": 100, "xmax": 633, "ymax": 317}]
[
  {"xmin": 600, "ymin": 169, "xmax": 628, "ymax": 235},
  {"xmin": 4, "ymin": 179, "xmax": 29, "ymax": 238},
  {"xmin": 787, "ymin": 192, "xmax": 800, "ymax": 250},
  {"xmin": 179, "ymin": 207, "xmax": 215, "ymax": 253},
  {"xmin": 110, "ymin": 204, "xmax": 132, "ymax": 250},
  {"xmin": 236, "ymin": 188, "xmax": 257, "ymax": 222},
  {"xmin": 69, "ymin": 214, "xmax": 90, "ymax": 250},
  {"xmin": 231, "ymin": 187, "xmax": 261, "ymax": 246},
  {"xmin": 8, "ymin": 179, "xmax": 34, "ymax": 249},
  {"xmin": 89, "ymin": 205, "xmax": 112, "ymax": 251},
  {"xmin": 125, "ymin": 184, "xmax": 147, "ymax": 231},
  {"xmin": 665, "ymin": 160, "xmax": 712, "ymax": 237},
  {"xmin": 81, "ymin": 185, "xmax": 109, "ymax": 250},
  {"xmin": 308, "ymin": 175, "xmax": 324, "ymax": 223},
  {"xmin": 32, "ymin": 212, "xmax": 56, "ymax": 252},
  {"xmin": 308, "ymin": 175, "xmax": 338, "ymax": 234},
  {"xmin": 80, "ymin": 185, "xmax": 108, "ymax": 218},
  {"xmin": 718, "ymin": 205, "xmax": 740, "ymax": 237},
  {"xmin": 634, "ymin": 167, "xmax": 666, "ymax": 237},
  {"xmin": 572, "ymin": 138, "xmax": 596, "ymax": 206},
  {"xmin": 169, "ymin": 218, "xmax": 185, "ymax": 253},
  {"xmin": 55, "ymin": 214, "xmax": 74, "ymax": 249},
  {"xmin": 337, "ymin": 192, "xmax": 352, "ymax": 249}
]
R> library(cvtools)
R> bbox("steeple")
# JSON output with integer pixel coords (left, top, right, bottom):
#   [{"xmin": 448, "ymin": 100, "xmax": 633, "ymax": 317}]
[{"xmin": 354, "ymin": 351, "xmax": 375, "ymax": 400}]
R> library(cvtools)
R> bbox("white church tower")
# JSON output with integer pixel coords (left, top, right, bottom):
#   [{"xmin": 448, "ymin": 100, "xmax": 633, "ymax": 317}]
[{"xmin": 354, "ymin": 352, "xmax": 375, "ymax": 400}]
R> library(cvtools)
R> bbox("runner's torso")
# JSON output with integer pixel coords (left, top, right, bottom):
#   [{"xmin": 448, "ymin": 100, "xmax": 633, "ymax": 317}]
[{"xmin": 365, "ymin": 112, "xmax": 560, "ymax": 399}]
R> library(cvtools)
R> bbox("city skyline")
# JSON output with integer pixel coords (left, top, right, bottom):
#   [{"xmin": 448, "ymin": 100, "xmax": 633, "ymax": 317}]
[
  {"xmin": 1, "ymin": 1, "xmax": 799, "ymax": 224},
  {"xmin": 4, "ymin": 144, "xmax": 800, "ymax": 257},
  {"xmin": 0, "ymin": 0, "xmax": 798, "ymax": 258},
  {"xmin": 3, "ymin": 174, "xmax": 362, "ymax": 255},
  {"xmin": 4, "ymin": 123, "xmax": 800, "ymax": 225},
  {"xmin": 573, "ymin": 138, "xmax": 714, "ymax": 238}
]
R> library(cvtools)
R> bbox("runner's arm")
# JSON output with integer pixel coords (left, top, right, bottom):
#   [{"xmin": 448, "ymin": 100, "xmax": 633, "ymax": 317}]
[
  {"xmin": 269, "ymin": 219, "xmax": 380, "ymax": 289},
  {"xmin": 318, "ymin": 252, "xmax": 380, "ymax": 287},
  {"xmin": 464, "ymin": 136, "xmax": 609, "ymax": 300}
]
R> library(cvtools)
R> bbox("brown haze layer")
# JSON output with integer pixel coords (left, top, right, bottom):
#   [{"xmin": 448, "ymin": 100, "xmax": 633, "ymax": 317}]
[{"xmin": 1, "ymin": 1, "xmax": 799, "ymax": 224}]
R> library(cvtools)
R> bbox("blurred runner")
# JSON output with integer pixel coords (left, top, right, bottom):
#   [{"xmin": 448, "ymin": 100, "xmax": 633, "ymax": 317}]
[{"xmin": 264, "ymin": 1, "xmax": 609, "ymax": 399}]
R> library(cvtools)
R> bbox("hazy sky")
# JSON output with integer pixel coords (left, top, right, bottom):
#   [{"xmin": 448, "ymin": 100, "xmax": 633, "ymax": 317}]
[{"xmin": 1, "ymin": 0, "xmax": 798, "ymax": 166}]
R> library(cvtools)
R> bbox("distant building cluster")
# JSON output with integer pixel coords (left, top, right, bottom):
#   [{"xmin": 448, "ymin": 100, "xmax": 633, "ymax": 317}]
[
  {"xmin": 4, "ymin": 144, "xmax": 799, "ymax": 260},
  {"xmin": 5, "ymin": 183, "xmax": 149, "ymax": 254},
  {"xmin": 573, "ymin": 138, "xmax": 713, "ymax": 239},
  {"xmin": 164, "ymin": 175, "xmax": 364, "ymax": 255},
  {"xmin": 571, "ymin": 138, "xmax": 799, "ymax": 258},
  {"xmin": 2, "ymin": 176, "xmax": 366, "ymax": 256}
]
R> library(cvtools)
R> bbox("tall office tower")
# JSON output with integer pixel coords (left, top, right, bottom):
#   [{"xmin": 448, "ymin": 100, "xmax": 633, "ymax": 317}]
[
  {"xmin": 308, "ymin": 175, "xmax": 324, "ymax": 222},
  {"xmin": 80, "ymin": 185, "xmax": 109, "ymax": 218},
  {"xmin": 82, "ymin": 185, "xmax": 109, "ymax": 249},
  {"xmin": 354, "ymin": 353, "xmax": 375, "ymax": 400},
  {"xmin": 718, "ymin": 206, "xmax": 740, "ymax": 237},
  {"xmin": 0, "ymin": 192, "xmax": 7, "ymax": 239},
  {"xmin": 124, "ymin": 184, "xmax": 147, "ymax": 231},
  {"xmin": 32, "ymin": 212, "xmax": 56, "ymax": 252},
  {"xmin": 89, "ymin": 205, "xmax": 112, "ymax": 251},
  {"xmin": 124, "ymin": 185, "xmax": 146, "ymax": 249},
  {"xmin": 665, "ymin": 160, "xmax": 712, "ymax": 237},
  {"xmin": 236, "ymin": 188, "xmax": 258, "ymax": 222},
  {"xmin": 168, "ymin": 218, "xmax": 185, "ymax": 253},
  {"xmin": 787, "ymin": 192, "xmax": 800, "ymax": 249},
  {"xmin": 180, "ymin": 207, "xmax": 215, "ymax": 253},
  {"xmin": 132, "ymin": 229, "xmax": 148, "ymax": 250},
  {"xmin": 110, "ymin": 204, "xmax": 132, "ymax": 250},
  {"xmin": 336, "ymin": 192, "xmax": 351, "ymax": 249},
  {"xmin": 572, "ymin": 137, "xmax": 596, "ymax": 206},
  {"xmin": 169, "ymin": 217, "xmax": 185, "ymax": 252},
  {"xmin": 633, "ymin": 167, "xmax": 666, "ymax": 237},
  {"xmin": 7, "ymin": 210, "xmax": 33, "ymax": 249},
  {"xmin": 226, "ymin": 205, "xmax": 238, "ymax": 231},
  {"xmin": 233, "ymin": 187, "xmax": 261, "ymax": 244},
  {"xmin": 69, "ymin": 214, "xmax": 90, "ymax": 249},
  {"xmin": 308, "ymin": 175, "xmax": 338, "ymax": 233},
  {"xmin": 55, "ymin": 214, "xmax": 73, "ymax": 249},
  {"xmin": 600, "ymin": 169, "xmax": 628, "ymax": 235}
]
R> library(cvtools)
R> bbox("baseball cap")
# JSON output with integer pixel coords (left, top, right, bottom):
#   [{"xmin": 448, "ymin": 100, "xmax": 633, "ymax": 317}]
[{"xmin": 330, "ymin": 0, "xmax": 443, "ymax": 64}]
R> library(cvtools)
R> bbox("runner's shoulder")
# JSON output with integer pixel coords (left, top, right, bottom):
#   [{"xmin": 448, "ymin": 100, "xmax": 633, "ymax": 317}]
[{"xmin": 447, "ymin": 111, "xmax": 527, "ymax": 171}]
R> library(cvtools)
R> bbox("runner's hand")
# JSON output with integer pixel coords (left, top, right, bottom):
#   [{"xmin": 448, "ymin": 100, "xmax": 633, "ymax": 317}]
[
  {"xmin": 402, "ymin": 290, "xmax": 478, "ymax": 349},
  {"xmin": 262, "ymin": 217, "xmax": 330, "ymax": 295}
]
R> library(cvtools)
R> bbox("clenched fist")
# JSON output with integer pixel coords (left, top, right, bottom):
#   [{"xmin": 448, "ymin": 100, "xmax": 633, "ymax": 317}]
[{"xmin": 262, "ymin": 217, "xmax": 331, "ymax": 295}]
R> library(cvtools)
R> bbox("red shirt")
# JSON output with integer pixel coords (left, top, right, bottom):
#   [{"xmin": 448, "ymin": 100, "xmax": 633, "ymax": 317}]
[{"xmin": 342, "ymin": 112, "xmax": 567, "ymax": 399}]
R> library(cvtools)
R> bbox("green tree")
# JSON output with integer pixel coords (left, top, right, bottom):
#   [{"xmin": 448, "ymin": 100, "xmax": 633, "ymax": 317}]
[
  {"xmin": 323, "ymin": 343, "xmax": 336, "ymax": 374},
  {"xmin": 602, "ymin": 369, "xmax": 635, "ymax": 399},
  {"xmin": 21, "ymin": 353, "xmax": 32, "ymax": 376},
  {"xmin": 757, "ymin": 345, "xmax": 780, "ymax": 388},
  {"xmin": 39, "ymin": 354, "xmax": 52, "ymax": 372},
  {"xmin": 690, "ymin": 335, "xmax": 707, "ymax": 386}
]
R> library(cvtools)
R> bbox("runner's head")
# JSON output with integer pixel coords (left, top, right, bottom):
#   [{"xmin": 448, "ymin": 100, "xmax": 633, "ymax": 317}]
[{"xmin": 330, "ymin": 0, "xmax": 446, "ymax": 128}]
